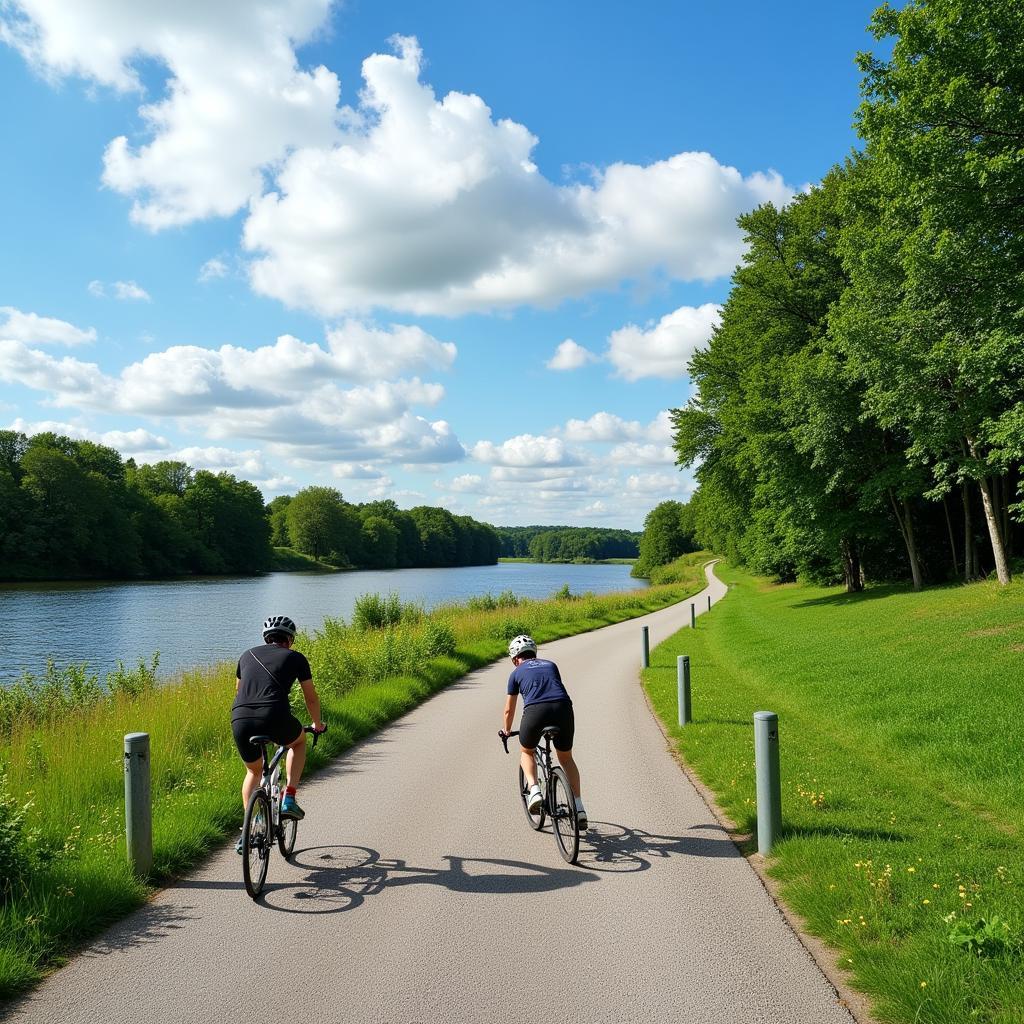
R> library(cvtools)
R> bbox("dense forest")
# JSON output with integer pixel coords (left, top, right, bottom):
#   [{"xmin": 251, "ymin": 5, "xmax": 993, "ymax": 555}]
[
  {"xmin": 672, "ymin": 1, "xmax": 1024, "ymax": 591},
  {"xmin": 630, "ymin": 501, "xmax": 699, "ymax": 578},
  {"xmin": 0, "ymin": 431, "xmax": 499, "ymax": 580},
  {"xmin": 494, "ymin": 525, "xmax": 640, "ymax": 561}
]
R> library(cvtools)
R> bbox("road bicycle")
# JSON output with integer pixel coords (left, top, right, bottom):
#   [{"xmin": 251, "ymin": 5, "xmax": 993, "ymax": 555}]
[
  {"xmin": 499, "ymin": 726, "xmax": 580, "ymax": 864},
  {"xmin": 241, "ymin": 724, "xmax": 326, "ymax": 899}
]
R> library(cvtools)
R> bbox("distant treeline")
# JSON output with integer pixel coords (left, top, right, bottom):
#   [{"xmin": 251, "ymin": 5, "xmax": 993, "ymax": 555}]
[
  {"xmin": 0, "ymin": 431, "xmax": 499, "ymax": 580},
  {"xmin": 630, "ymin": 501, "xmax": 699, "ymax": 578},
  {"xmin": 494, "ymin": 525, "xmax": 640, "ymax": 562}
]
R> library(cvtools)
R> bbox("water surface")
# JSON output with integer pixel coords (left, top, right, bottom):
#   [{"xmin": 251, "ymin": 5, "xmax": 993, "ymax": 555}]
[{"xmin": 0, "ymin": 562, "xmax": 644, "ymax": 683}]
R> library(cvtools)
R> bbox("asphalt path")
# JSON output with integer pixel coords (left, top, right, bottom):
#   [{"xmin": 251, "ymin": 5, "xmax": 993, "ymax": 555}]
[{"xmin": 8, "ymin": 563, "xmax": 853, "ymax": 1024}]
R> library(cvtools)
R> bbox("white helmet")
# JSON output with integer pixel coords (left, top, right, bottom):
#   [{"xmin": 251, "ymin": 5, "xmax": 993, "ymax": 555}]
[{"xmin": 508, "ymin": 634, "xmax": 537, "ymax": 660}]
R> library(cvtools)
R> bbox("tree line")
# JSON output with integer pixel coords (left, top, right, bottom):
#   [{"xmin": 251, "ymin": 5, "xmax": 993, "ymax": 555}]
[
  {"xmin": 0, "ymin": 431, "xmax": 500, "ymax": 580},
  {"xmin": 630, "ymin": 501, "xmax": 699, "ymax": 578},
  {"xmin": 672, "ymin": 0, "xmax": 1024, "ymax": 591},
  {"xmin": 494, "ymin": 525, "xmax": 640, "ymax": 562}
]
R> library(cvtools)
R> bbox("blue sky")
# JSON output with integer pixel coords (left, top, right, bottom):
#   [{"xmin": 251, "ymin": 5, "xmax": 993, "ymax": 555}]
[{"xmin": 0, "ymin": 0, "xmax": 877, "ymax": 528}]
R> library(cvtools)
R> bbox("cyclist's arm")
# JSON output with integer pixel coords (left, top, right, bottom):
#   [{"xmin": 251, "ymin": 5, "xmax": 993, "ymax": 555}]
[
  {"xmin": 502, "ymin": 694, "xmax": 517, "ymax": 734},
  {"xmin": 235, "ymin": 676, "xmax": 241, "ymax": 694},
  {"xmin": 298, "ymin": 679, "xmax": 325, "ymax": 732}
]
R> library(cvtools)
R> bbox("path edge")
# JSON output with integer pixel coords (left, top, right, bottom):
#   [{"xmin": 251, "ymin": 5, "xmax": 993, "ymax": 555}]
[{"xmin": 639, "ymin": 561, "xmax": 878, "ymax": 1024}]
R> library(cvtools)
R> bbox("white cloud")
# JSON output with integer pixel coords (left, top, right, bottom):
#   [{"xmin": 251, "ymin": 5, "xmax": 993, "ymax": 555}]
[
  {"xmin": 563, "ymin": 412, "xmax": 643, "ymax": 443},
  {"xmin": 606, "ymin": 303, "xmax": 720, "ymax": 381},
  {"xmin": 446, "ymin": 473, "xmax": 483, "ymax": 492},
  {"xmin": 0, "ymin": 306, "xmax": 95, "ymax": 346},
  {"xmin": 624, "ymin": 472, "xmax": 687, "ymax": 495},
  {"xmin": 607, "ymin": 442, "xmax": 677, "ymax": 467},
  {"xmin": 470, "ymin": 434, "xmax": 584, "ymax": 468},
  {"xmin": 8, "ymin": 417, "xmax": 170, "ymax": 453},
  {"xmin": 199, "ymin": 257, "xmax": 229, "ymax": 282},
  {"xmin": 646, "ymin": 409, "xmax": 674, "ymax": 443},
  {"xmin": 88, "ymin": 279, "xmax": 152, "ymax": 301},
  {"xmin": 323, "ymin": 321, "xmax": 456, "ymax": 381},
  {"xmin": 546, "ymin": 339, "xmax": 596, "ymax": 371},
  {"xmin": 246, "ymin": 38, "xmax": 793, "ymax": 315},
  {"xmin": 332, "ymin": 463, "xmax": 386, "ymax": 480},
  {"xmin": 2, "ymin": 0, "xmax": 340, "ymax": 228}
]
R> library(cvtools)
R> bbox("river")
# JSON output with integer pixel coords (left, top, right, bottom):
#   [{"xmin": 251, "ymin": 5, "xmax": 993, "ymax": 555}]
[{"xmin": 0, "ymin": 562, "xmax": 644, "ymax": 683}]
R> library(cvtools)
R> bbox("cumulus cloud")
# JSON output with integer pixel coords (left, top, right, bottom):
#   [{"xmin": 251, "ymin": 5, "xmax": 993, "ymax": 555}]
[
  {"xmin": 332, "ymin": 463, "xmax": 386, "ymax": 480},
  {"xmin": 446, "ymin": 473, "xmax": 483, "ymax": 492},
  {"xmin": 0, "ymin": 306, "xmax": 95, "ymax": 346},
  {"xmin": 624, "ymin": 472, "xmax": 688, "ymax": 495},
  {"xmin": 607, "ymin": 442, "xmax": 677, "ymax": 466},
  {"xmin": 563, "ymin": 412, "xmax": 643, "ymax": 443},
  {"xmin": 1, "ymin": 0, "xmax": 340, "ymax": 228},
  {"xmin": 324, "ymin": 321, "xmax": 456, "ymax": 381},
  {"xmin": 546, "ymin": 339, "xmax": 597, "ymax": 371},
  {"xmin": 606, "ymin": 303, "xmax": 720, "ymax": 380},
  {"xmin": 9, "ymin": 417, "xmax": 171, "ymax": 453},
  {"xmin": 470, "ymin": 434, "xmax": 584, "ymax": 468}
]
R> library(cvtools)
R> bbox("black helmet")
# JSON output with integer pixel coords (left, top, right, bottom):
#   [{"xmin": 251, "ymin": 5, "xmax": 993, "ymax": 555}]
[{"xmin": 262, "ymin": 615, "xmax": 297, "ymax": 641}]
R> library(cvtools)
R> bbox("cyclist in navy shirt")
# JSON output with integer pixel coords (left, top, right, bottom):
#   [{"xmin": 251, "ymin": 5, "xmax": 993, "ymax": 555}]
[{"xmin": 501, "ymin": 634, "xmax": 587, "ymax": 828}]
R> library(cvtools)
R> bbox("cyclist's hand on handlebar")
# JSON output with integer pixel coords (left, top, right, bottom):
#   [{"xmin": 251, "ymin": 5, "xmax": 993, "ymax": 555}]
[{"xmin": 312, "ymin": 720, "xmax": 327, "ymax": 733}]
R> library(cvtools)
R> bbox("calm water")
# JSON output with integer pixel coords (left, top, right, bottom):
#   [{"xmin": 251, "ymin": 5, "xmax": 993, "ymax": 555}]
[{"xmin": 0, "ymin": 562, "xmax": 644, "ymax": 683}]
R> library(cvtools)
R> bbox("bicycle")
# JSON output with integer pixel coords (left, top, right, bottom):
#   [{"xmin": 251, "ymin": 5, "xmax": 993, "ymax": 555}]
[
  {"xmin": 241, "ymin": 724, "xmax": 326, "ymax": 899},
  {"xmin": 499, "ymin": 727, "xmax": 580, "ymax": 864}
]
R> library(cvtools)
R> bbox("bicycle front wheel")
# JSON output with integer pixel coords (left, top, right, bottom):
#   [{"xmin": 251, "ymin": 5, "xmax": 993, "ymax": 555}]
[
  {"xmin": 549, "ymin": 767, "xmax": 579, "ymax": 865},
  {"xmin": 242, "ymin": 789, "xmax": 272, "ymax": 899},
  {"xmin": 518, "ymin": 764, "xmax": 545, "ymax": 831},
  {"xmin": 278, "ymin": 809, "xmax": 297, "ymax": 859}
]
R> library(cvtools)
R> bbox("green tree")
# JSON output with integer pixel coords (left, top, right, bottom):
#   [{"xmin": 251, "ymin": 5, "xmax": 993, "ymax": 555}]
[{"xmin": 360, "ymin": 515, "xmax": 399, "ymax": 568}]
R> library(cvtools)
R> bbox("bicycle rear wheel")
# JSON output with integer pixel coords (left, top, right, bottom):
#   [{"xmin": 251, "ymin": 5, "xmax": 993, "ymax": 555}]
[
  {"xmin": 518, "ymin": 763, "xmax": 545, "ymax": 831},
  {"xmin": 549, "ymin": 767, "xmax": 579, "ymax": 864},
  {"xmin": 242, "ymin": 789, "xmax": 272, "ymax": 899}
]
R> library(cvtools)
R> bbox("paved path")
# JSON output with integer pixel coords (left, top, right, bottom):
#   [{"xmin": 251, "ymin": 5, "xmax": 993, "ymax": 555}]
[{"xmin": 9, "ymin": 564, "xmax": 853, "ymax": 1024}]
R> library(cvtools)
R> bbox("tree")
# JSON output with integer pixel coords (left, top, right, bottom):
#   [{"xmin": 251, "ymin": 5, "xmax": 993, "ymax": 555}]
[
  {"xmin": 360, "ymin": 515, "xmax": 399, "ymax": 569},
  {"xmin": 286, "ymin": 487, "xmax": 350, "ymax": 562},
  {"xmin": 633, "ymin": 501, "xmax": 698, "ymax": 577},
  {"xmin": 267, "ymin": 495, "xmax": 292, "ymax": 547}
]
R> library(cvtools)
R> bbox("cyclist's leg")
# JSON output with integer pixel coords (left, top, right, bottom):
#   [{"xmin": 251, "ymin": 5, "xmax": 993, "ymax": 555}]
[
  {"xmin": 553, "ymin": 703, "xmax": 580, "ymax": 797},
  {"xmin": 278, "ymin": 714, "xmax": 306, "ymax": 790},
  {"xmin": 517, "ymin": 703, "xmax": 544, "ymax": 787},
  {"xmin": 554, "ymin": 748, "xmax": 581, "ymax": 798},
  {"xmin": 519, "ymin": 746, "xmax": 539, "ymax": 787},
  {"xmin": 232, "ymin": 718, "xmax": 265, "ymax": 811}
]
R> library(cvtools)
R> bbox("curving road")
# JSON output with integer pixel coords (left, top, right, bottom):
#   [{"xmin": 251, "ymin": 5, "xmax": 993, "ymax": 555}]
[{"xmin": 8, "ymin": 564, "xmax": 853, "ymax": 1024}]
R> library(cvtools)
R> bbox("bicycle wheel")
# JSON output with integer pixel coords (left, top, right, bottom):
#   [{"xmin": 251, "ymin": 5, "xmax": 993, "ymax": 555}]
[
  {"xmin": 242, "ymin": 789, "xmax": 272, "ymax": 899},
  {"xmin": 518, "ymin": 764, "xmax": 545, "ymax": 831},
  {"xmin": 278, "ymin": 805, "xmax": 298, "ymax": 859},
  {"xmin": 549, "ymin": 767, "xmax": 579, "ymax": 865}
]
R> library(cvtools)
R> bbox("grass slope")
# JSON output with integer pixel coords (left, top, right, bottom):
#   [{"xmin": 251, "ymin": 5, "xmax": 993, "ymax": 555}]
[
  {"xmin": 643, "ymin": 564, "xmax": 1024, "ymax": 1024},
  {"xmin": 0, "ymin": 558, "xmax": 708, "ymax": 1000},
  {"xmin": 270, "ymin": 547, "xmax": 339, "ymax": 571}
]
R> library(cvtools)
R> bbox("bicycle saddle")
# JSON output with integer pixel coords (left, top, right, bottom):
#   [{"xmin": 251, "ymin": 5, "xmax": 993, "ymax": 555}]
[
  {"xmin": 541, "ymin": 726, "xmax": 561, "ymax": 740},
  {"xmin": 248, "ymin": 734, "xmax": 273, "ymax": 746}
]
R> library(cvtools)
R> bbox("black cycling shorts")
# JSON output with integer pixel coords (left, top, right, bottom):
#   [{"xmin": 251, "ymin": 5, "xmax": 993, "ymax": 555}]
[
  {"xmin": 519, "ymin": 699, "xmax": 575, "ymax": 751},
  {"xmin": 231, "ymin": 708, "xmax": 303, "ymax": 763}
]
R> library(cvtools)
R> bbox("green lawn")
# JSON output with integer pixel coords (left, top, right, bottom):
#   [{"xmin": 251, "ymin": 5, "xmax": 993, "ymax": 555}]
[{"xmin": 643, "ymin": 565, "xmax": 1024, "ymax": 1024}]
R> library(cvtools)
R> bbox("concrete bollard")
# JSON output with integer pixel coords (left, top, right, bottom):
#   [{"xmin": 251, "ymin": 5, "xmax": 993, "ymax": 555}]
[
  {"xmin": 754, "ymin": 712, "xmax": 782, "ymax": 855},
  {"xmin": 677, "ymin": 656, "xmax": 691, "ymax": 726},
  {"xmin": 690, "ymin": 603, "xmax": 696, "ymax": 629},
  {"xmin": 124, "ymin": 732, "xmax": 153, "ymax": 878},
  {"xmin": 641, "ymin": 625, "xmax": 650, "ymax": 668}
]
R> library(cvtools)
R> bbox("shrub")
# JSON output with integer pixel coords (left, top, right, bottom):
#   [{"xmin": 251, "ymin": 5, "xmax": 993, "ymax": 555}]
[
  {"xmin": 466, "ymin": 592, "xmax": 498, "ymax": 612},
  {"xmin": 489, "ymin": 617, "xmax": 533, "ymax": 643},
  {"xmin": 352, "ymin": 592, "xmax": 422, "ymax": 631},
  {"xmin": 419, "ymin": 619, "xmax": 457, "ymax": 659},
  {"xmin": 107, "ymin": 654, "xmax": 160, "ymax": 698}
]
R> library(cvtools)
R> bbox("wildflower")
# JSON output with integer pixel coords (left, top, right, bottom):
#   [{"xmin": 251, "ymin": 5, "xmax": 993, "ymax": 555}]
[
  {"xmin": 920, "ymin": 981, "xmax": 927, "ymax": 989},
  {"xmin": 907, "ymin": 867, "xmax": 916, "ymax": 873},
  {"xmin": 922, "ymin": 899, "xmax": 930, "ymax": 905}
]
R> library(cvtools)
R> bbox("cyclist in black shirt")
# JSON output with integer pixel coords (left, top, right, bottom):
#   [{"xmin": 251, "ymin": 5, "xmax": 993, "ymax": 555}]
[{"xmin": 232, "ymin": 615, "xmax": 325, "ymax": 851}]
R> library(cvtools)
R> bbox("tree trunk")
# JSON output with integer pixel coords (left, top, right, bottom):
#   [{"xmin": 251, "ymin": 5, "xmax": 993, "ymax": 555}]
[
  {"xmin": 976, "ymin": 473, "xmax": 1012, "ymax": 584},
  {"xmin": 888, "ymin": 489, "xmax": 923, "ymax": 591},
  {"xmin": 840, "ymin": 537, "xmax": 864, "ymax": 593},
  {"xmin": 942, "ymin": 494, "xmax": 959, "ymax": 579}
]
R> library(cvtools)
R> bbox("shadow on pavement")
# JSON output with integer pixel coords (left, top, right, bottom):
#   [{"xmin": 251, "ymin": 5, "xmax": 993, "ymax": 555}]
[
  {"xmin": 576, "ymin": 820, "xmax": 739, "ymax": 873},
  {"xmin": 82, "ymin": 901, "xmax": 200, "ymax": 956},
  {"xmin": 225, "ymin": 845, "xmax": 601, "ymax": 913}
]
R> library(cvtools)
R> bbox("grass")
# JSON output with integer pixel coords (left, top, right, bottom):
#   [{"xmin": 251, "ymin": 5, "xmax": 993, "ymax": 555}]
[
  {"xmin": 497, "ymin": 556, "xmax": 638, "ymax": 564},
  {"xmin": 642, "ymin": 563, "xmax": 1024, "ymax": 1024},
  {"xmin": 270, "ymin": 547, "xmax": 339, "ymax": 572},
  {"xmin": 0, "ymin": 562, "xmax": 708, "ymax": 999}
]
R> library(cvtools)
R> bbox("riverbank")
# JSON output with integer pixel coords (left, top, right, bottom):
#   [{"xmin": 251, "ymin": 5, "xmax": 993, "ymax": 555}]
[
  {"xmin": 498, "ymin": 557, "xmax": 637, "ymax": 565},
  {"xmin": 0, "ymin": 557, "xmax": 708, "ymax": 998},
  {"xmin": 642, "ymin": 564, "xmax": 1024, "ymax": 1024}
]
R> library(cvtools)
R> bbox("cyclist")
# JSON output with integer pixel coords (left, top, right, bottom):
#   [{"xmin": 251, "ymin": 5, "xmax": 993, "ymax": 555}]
[
  {"xmin": 501, "ymin": 634, "xmax": 587, "ymax": 829},
  {"xmin": 231, "ymin": 615, "xmax": 325, "ymax": 853}
]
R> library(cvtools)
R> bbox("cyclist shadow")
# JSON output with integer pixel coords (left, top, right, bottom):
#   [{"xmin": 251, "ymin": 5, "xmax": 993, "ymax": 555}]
[
  {"xmin": 258, "ymin": 846, "xmax": 599, "ymax": 914},
  {"xmin": 575, "ymin": 820, "xmax": 738, "ymax": 873}
]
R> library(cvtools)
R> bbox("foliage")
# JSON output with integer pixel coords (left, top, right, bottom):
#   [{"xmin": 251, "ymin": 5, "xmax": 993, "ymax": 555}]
[
  {"xmin": 632, "ymin": 500, "xmax": 699, "ymax": 578},
  {"xmin": 350, "ymin": 592, "xmax": 422, "ymax": 631},
  {"xmin": 493, "ymin": 525, "xmax": 640, "ymax": 561}
]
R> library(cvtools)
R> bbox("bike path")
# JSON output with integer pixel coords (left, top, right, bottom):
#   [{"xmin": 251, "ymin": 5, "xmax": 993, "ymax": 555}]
[{"xmin": 8, "ymin": 563, "xmax": 854, "ymax": 1024}]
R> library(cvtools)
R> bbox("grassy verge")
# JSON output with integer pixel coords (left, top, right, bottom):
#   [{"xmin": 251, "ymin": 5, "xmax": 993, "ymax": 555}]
[
  {"xmin": 643, "ymin": 564, "xmax": 1024, "ymax": 1024},
  {"xmin": 0, "ymin": 570, "xmax": 705, "ymax": 999},
  {"xmin": 270, "ymin": 547, "xmax": 340, "ymax": 572}
]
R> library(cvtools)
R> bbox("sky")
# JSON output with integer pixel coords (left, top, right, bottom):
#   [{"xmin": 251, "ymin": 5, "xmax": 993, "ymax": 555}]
[{"xmin": 0, "ymin": 0, "xmax": 878, "ymax": 529}]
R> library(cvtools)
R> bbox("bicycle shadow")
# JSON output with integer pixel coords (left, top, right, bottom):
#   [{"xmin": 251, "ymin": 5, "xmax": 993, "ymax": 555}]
[
  {"xmin": 575, "ymin": 820, "xmax": 738, "ymax": 873},
  {"xmin": 255, "ymin": 845, "xmax": 599, "ymax": 914}
]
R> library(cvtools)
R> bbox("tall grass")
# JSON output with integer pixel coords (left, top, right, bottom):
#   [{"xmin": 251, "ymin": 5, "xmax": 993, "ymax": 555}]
[
  {"xmin": 643, "ymin": 564, "xmax": 1024, "ymax": 1024},
  {"xmin": 0, "ymin": 564, "xmax": 707, "ymax": 999}
]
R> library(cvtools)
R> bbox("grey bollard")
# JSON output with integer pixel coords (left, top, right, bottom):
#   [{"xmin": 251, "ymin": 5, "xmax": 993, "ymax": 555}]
[
  {"xmin": 124, "ymin": 732, "xmax": 153, "ymax": 878},
  {"xmin": 641, "ymin": 625, "xmax": 650, "ymax": 668},
  {"xmin": 677, "ymin": 655, "xmax": 691, "ymax": 726},
  {"xmin": 754, "ymin": 712, "xmax": 782, "ymax": 855},
  {"xmin": 708, "ymin": 594, "xmax": 711, "ymax": 612},
  {"xmin": 690, "ymin": 603, "xmax": 696, "ymax": 629}
]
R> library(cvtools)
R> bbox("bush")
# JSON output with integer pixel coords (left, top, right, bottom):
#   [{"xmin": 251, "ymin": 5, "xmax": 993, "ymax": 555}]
[
  {"xmin": 489, "ymin": 617, "xmax": 533, "ymax": 643},
  {"xmin": 352, "ymin": 592, "xmax": 422, "ymax": 631},
  {"xmin": 419, "ymin": 619, "xmax": 457, "ymax": 659},
  {"xmin": 107, "ymin": 654, "xmax": 160, "ymax": 698},
  {"xmin": 0, "ymin": 770, "xmax": 42, "ymax": 902}
]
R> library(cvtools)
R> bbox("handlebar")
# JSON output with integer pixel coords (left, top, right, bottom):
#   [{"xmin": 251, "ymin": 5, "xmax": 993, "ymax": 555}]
[
  {"xmin": 498, "ymin": 729, "xmax": 519, "ymax": 754},
  {"xmin": 305, "ymin": 723, "xmax": 328, "ymax": 749}
]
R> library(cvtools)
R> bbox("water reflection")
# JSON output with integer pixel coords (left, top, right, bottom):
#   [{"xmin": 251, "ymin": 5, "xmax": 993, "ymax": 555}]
[{"xmin": 0, "ymin": 562, "xmax": 644, "ymax": 682}]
